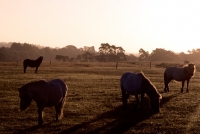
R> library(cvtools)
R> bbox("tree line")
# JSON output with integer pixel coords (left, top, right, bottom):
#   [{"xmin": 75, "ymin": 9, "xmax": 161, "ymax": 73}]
[
  {"xmin": 0, "ymin": 42, "xmax": 126, "ymax": 62},
  {"xmin": 0, "ymin": 42, "xmax": 199, "ymax": 62},
  {"xmin": 137, "ymin": 48, "xmax": 200, "ymax": 62}
]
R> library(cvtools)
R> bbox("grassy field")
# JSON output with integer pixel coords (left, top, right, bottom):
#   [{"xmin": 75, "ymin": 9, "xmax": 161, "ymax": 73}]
[{"xmin": 0, "ymin": 61, "xmax": 200, "ymax": 134}]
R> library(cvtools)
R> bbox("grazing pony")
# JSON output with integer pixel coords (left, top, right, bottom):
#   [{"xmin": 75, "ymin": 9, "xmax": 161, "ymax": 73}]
[
  {"xmin": 23, "ymin": 56, "xmax": 43, "ymax": 73},
  {"xmin": 120, "ymin": 72, "xmax": 162, "ymax": 113},
  {"xmin": 18, "ymin": 79, "xmax": 68, "ymax": 125},
  {"xmin": 164, "ymin": 63, "xmax": 196, "ymax": 92}
]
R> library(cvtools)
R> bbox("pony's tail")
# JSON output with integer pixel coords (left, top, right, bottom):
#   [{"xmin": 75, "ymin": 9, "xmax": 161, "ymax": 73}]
[
  {"xmin": 59, "ymin": 93, "xmax": 66, "ymax": 119},
  {"xmin": 59, "ymin": 85, "xmax": 68, "ymax": 119}
]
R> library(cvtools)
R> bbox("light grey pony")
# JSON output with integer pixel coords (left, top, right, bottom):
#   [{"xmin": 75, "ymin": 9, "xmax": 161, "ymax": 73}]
[{"xmin": 164, "ymin": 63, "xmax": 196, "ymax": 92}]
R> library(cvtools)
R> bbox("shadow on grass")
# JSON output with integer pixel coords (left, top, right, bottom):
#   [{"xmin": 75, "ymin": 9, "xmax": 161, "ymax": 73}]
[
  {"xmin": 60, "ymin": 92, "xmax": 185, "ymax": 134},
  {"xmin": 60, "ymin": 98, "xmax": 156, "ymax": 134},
  {"xmin": 160, "ymin": 92, "xmax": 186, "ymax": 107},
  {"xmin": 16, "ymin": 93, "xmax": 183, "ymax": 134},
  {"xmin": 16, "ymin": 122, "xmax": 52, "ymax": 134}
]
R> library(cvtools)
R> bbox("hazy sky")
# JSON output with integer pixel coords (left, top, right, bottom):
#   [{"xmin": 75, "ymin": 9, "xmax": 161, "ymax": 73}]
[{"xmin": 1, "ymin": 0, "xmax": 200, "ymax": 54}]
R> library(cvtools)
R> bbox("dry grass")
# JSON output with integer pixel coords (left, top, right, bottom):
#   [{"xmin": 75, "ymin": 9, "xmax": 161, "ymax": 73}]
[{"xmin": 0, "ymin": 61, "xmax": 200, "ymax": 133}]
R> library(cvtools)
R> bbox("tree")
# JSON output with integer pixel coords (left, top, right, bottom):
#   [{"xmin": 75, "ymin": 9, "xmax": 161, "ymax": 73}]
[
  {"xmin": 82, "ymin": 52, "xmax": 94, "ymax": 62},
  {"xmin": 139, "ymin": 48, "xmax": 149, "ymax": 61},
  {"xmin": 126, "ymin": 54, "xmax": 138, "ymax": 61},
  {"xmin": 116, "ymin": 46, "xmax": 126, "ymax": 61},
  {"xmin": 149, "ymin": 48, "xmax": 179, "ymax": 61},
  {"xmin": 98, "ymin": 43, "xmax": 126, "ymax": 62},
  {"xmin": 83, "ymin": 46, "xmax": 95, "ymax": 53},
  {"xmin": 55, "ymin": 55, "xmax": 69, "ymax": 62},
  {"xmin": 186, "ymin": 48, "xmax": 200, "ymax": 62}
]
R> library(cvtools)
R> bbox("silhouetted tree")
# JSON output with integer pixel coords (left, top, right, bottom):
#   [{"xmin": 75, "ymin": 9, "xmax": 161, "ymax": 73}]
[
  {"xmin": 82, "ymin": 52, "xmax": 94, "ymax": 61},
  {"xmin": 139, "ymin": 48, "xmax": 149, "ymax": 61},
  {"xmin": 126, "ymin": 54, "xmax": 138, "ymax": 61},
  {"xmin": 149, "ymin": 48, "xmax": 179, "ymax": 61},
  {"xmin": 98, "ymin": 43, "xmax": 126, "ymax": 62}
]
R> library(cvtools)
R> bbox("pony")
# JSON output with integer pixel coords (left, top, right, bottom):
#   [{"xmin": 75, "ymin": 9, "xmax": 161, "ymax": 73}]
[
  {"xmin": 120, "ymin": 72, "xmax": 162, "ymax": 113},
  {"xmin": 23, "ymin": 56, "xmax": 43, "ymax": 73},
  {"xmin": 164, "ymin": 63, "xmax": 196, "ymax": 92},
  {"xmin": 18, "ymin": 79, "xmax": 68, "ymax": 125}
]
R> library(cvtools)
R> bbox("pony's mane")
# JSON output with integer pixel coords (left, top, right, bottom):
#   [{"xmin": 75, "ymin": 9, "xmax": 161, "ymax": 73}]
[
  {"xmin": 19, "ymin": 80, "xmax": 47, "ymax": 92},
  {"xmin": 140, "ymin": 72, "xmax": 161, "ymax": 97},
  {"xmin": 183, "ymin": 63, "xmax": 196, "ymax": 76},
  {"xmin": 36, "ymin": 56, "xmax": 43, "ymax": 61},
  {"xmin": 183, "ymin": 63, "xmax": 195, "ymax": 68}
]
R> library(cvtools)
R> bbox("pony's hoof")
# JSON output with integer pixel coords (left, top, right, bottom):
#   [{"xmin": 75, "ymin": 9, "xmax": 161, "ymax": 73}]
[
  {"xmin": 122, "ymin": 105, "xmax": 127, "ymax": 110},
  {"xmin": 138, "ymin": 107, "xmax": 143, "ymax": 112},
  {"xmin": 38, "ymin": 120, "xmax": 43, "ymax": 126}
]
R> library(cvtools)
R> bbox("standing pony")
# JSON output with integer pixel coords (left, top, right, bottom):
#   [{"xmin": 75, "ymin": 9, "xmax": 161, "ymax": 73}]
[
  {"xmin": 18, "ymin": 79, "xmax": 68, "ymax": 125},
  {"xmin": 120, "ymin": 72, "xmax": 162, "ymax": 113},
  {"xmin": 23, "ymin": 56, "xmax": 43, "ymax": 73},
  {"xmin": 164, "ymin": 63, "xmax": 196, "ymax": 92}
]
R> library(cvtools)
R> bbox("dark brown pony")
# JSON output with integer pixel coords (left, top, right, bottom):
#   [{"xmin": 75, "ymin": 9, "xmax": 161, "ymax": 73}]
[
  {"xmin": 18, "ymin": 79, "xmax": 68, "ymax": 125},
  {"xmin": 23, "ymin": 56, "xmax": 43, "ymax": 73},
  {"xmin": 120, "ymin": 72, "xmax": 162, "ymax": 113},
  {"xmin": 164, "ymin": 63, "xmax": 196, "ymax": 92}
]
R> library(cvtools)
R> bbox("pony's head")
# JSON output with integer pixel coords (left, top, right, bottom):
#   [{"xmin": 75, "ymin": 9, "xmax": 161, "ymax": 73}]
[
  {"xmin": 38, "ymin": 56, "xmax": 43, "ymax": 61},
  {"xmin": 184, "ymin": 63, "xmax": 196, "ymax": 77},
  {"xmin": 149, "ymin": 93, "xmax": 162, "ymax": 113},
  {"xmin": 141, "ymin": 72, "xmax": 162, "ymax": 113},
  {"xmin": 18, "ymin": 85, "xmax": 32, "ymax": 111}
]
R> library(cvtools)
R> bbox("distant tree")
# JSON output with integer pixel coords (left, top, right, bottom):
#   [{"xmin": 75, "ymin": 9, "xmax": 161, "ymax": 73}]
[
  {"xmin": 139, "ymin": 48, "xmax": 149, "ymax": 61},
  {"xmin": 186, "ymin": 48, "xmax": 200, "ymax": 62},
  {"xmin": 82, "ymin": 52, "xmax": 94, "ymax": 61},
  {"xmin": 98, "ymin": 43, "xmax": 126, "ymax": 62},
  {"xmin": 83, "ymin": 46, "xmax": 95, "ymax": 53},
  {"xmin": 55, "ymin": 55, "xmax": 69, "ymax": 62},
  {"xmin": 126, "ymin": 54, "xmax": 138, "ymax": 61},
  {"xmin": 0, "ymin": 47, "xmax": 9, "ymax": 61},
  {"xmin": 98, "ymin": 43, "xmax": 110, "ymax": 61},
  {"xmin": 76, "ymin": 54, "xmax": 82, "ymax": 61},
  {"xmin": 149, "ymin": 48, "xmax": 179, "ymax": 61},
  {"xmin": 10, "ymin": 42, "xmax": 22, "ymax": 51}
]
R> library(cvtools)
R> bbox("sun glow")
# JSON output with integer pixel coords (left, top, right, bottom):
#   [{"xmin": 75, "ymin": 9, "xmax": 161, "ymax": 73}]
[{"xmin": 0, "ymin": 0, "xmax": 200, "ymax": 54}]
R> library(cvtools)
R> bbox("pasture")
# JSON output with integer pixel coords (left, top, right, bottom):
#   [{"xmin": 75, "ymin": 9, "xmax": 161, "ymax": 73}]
[{"xmin": 0, "ymin": 61, "xmax": 200, "ymax": 133}]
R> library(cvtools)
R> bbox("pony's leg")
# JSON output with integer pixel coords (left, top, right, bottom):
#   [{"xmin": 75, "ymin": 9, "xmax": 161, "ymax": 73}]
[
  {"xmin": 186, "ymin": 79, "xmax": 190, "ymax": 92},
  {"xmin": 166, "ymin": 79, "xmax": 171, "ymax": 92},
  {"xmin": 134, "ymin": 94, "xmax": 139, "ymax": 109},
  {"xmin": 38, "ymin": 107, "xmax": 44, "ymax": 125},
  {"xmin": 24, "ymin": 66, "xmax": 27, "ymax": 73},
  {"xmin": 164, "ymin": 72, "xmax": 170, "ymax": 92},
  {"xmin": 164, "ymin": 84, "xmax": 167, "ymax": 92},
  {"xmin": 164, "ymin": 80, "xmax": 167, "ymax": 92},
  {"xmin": 55, "ymin": 105, "xmax": 60, "ymax": 121},
  {"xmin": 139, "ymin": 93, "xmax": 144, "ymax": 111},
  {"xmin": 55, "ymin": 102, "xmax": 64, "ymax": 121},
  {"xmin": 181, "ymin": 80, "xmax": 185, "ymax": 92},
  {"xmin": 35, "ymin": 67, "xmax": 38, "ymax": 73},
  {"xmin": 121, "ymin": 85, "xmax": 128, "ymax": 109},
  {"xmin": 164, "ymin": 79, "xmax": 170, "ymax": 92}
]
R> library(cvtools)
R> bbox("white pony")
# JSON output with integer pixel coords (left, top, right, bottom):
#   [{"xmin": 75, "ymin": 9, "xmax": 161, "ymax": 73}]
[{"xmin": 164, "ymin": 63, "xmax": 196, "ymax": 92}]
